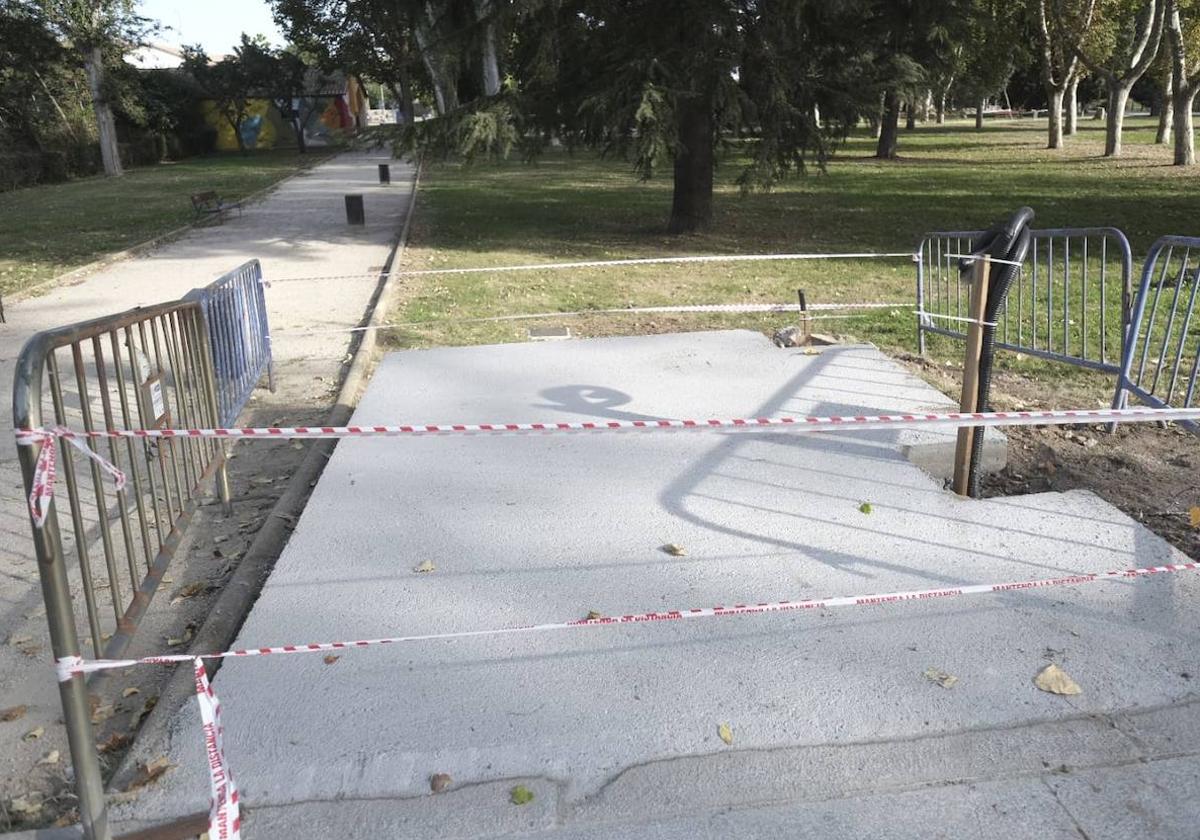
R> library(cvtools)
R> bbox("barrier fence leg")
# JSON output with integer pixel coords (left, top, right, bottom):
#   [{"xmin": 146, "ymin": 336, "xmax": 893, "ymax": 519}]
[
  {"xmin": 953, "ymin": 258, "xmax": 991, "ymax": 496},
  {"xmin": 18, "ymin": 437, "xmax": 112, "ymax": 839}
]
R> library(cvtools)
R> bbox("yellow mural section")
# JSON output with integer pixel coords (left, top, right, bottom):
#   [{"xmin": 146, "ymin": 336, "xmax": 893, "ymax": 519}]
[
  {"xmin": 201, "ymin": 100, "xmax": 281, "ymax": 151},
  {"xmin": 201, "ymin": 95, "xmax": 361, "ymax": 151}
]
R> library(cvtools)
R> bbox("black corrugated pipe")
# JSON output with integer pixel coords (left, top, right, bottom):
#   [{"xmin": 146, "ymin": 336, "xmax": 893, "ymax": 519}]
[{"xmin": 957, "ymin": 206, "xmax": 1035, "ymax": 497}]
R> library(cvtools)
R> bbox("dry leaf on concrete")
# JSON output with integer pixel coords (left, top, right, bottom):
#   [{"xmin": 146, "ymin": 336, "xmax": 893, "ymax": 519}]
[
  {"xmin": 97, "ymin": 733, "xmax": 132, "ymax": 754},
  {"xmin": 923, "ymin": 667, "xmax": 959, "ymax": 689},
  {"xmin": 1034, "ymin": 663, "xmax": 1081, "ymax": 696},
  {"xmin": 170, "ymin": 581, "xmax": 209, "ymax": 605},
  {"xmin": 37, "ymin": 750, "xmax": 60, "ymax": 766},
  {"xmin": 661, "ymin": 543, "xmax": 687, "ymax": 556},
  {"xmin": 0, "ymin": 705, "xmax": 27, "ymax": 722},
  {"xmin": 23, "ymin": 726, "xmax": 44, "ymax": 741},
  {"xmin": 413, "ymin": 559, "xmax": 436, "ymax": 573},
  {"xmin": 1190, "ymin": 506, "xmax": 1200, "ymax": 529},
  {"xmin": 430, "ymin": 773, "xmax": 452, "ymax": 793},
  {"xmin": 122, "ymin": 687, "xmax": 140, "ymax": 698},
  {"xmin": 585, "ymin": 610, "xmax": 603, "ymax": 621},
  {"xmin": 8, "ymin": 794, "xmax": 41, "ymax": 816},
  {"xmin": 323, "ymin": 655, "xmax": 340, "ymax": 665},
  {"xmin": 127, "ymin": 757, "xmax": 174, "ymax": 790},
  {"xmin": 718, "ymin": 723, "xmax": 734, "ymax": 745}
]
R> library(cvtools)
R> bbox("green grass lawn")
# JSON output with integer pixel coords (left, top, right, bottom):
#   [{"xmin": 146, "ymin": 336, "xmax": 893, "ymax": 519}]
[
  {"xmin": 389, "ymin": 116, "xmax": 1197, "ymax": 386},
  {"xmin": 0, "ymin": 150, "xmax": 327, "ymax": 294},
  {"xmin": 384, "ymin": 116, "xmax": 1190, "ymax": 398}
]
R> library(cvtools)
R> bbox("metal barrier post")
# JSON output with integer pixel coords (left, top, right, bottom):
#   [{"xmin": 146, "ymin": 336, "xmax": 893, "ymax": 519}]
[{"xmin": 14, "ymin": 370, "xmax": 112, "ymax": 840}]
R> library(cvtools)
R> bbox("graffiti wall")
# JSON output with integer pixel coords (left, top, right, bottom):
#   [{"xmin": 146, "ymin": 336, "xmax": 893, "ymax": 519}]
[{"xmin": 201, "ymin": 95, "xmax": 357, "ymax": 152}]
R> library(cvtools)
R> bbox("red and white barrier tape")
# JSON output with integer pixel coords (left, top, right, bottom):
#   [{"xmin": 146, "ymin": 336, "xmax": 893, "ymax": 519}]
[
  {"xmin": 54, "ymin": 560, "xmax": 1200, "ymax": 681},
  {"xmin": 195, "ymin": 659, "xmax": 240, "ymax": 840},
  {"xmin": 14, "ymin": 427, "xmax": 125, "ymax": 528},
  {"xmin": 52, "ymin": 559, "xmax": 1200, "ymax": 840},
  {"xmin": 17, "ymin": 406, "xmax": 1200, "ymax": 530},
  {"xmin": 266, "ymin": 250, "xmax": 921, "ymax": 284}
]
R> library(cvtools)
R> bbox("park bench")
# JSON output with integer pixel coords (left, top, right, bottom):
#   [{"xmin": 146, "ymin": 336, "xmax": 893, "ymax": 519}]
[{"xmin": 190, "ymin": 191, "xmax": 242, "ymax": 221}]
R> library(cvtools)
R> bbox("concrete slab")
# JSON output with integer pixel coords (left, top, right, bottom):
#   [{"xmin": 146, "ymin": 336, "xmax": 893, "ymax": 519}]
[{"xmin": 115, "ymin": 331, "xmax": 1200, "ymax": 838}]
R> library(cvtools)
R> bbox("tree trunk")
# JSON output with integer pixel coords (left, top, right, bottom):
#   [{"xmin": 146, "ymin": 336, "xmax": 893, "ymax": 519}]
[
  {"xmin": 478, "ymin": 12, "xmax": 501, "ymax": 96},
  {"xmin": 1157, "ymin": 75, "xmax": 1174, "ymax": 143},
  {"xmin": 293, "ymin": 116, "xmax": 308, "ymax": 153},
  {"xmin": 905, "ymin": 102, "xmax": 916, "ymax": 130},
  {"xmin": 414, "ymin": 17, "xmax": 459, "ymax": 114},
  {"xmin": 936, "ymin": 96, "xmax": 946, "ymax": 124},
  {"xmin": 875, "ymin": 90, "xmax": 900, "ymax": 158},
  {"xmin": 1105, "ymin": 84, "xmax": 1130, "ymax": 156},
  {"xmin": 975, "ymin": 98, "xmax": 985, "ymax": 131},
  {"xmin": 1172, "ymin": 88, "xmax": 1197, "ymax": 165},
  {"xmin": 1047, "ymin": 86, "xmax": 1065, "ymax": 148},
  {"xmin": 83, "ymin": 46, "xmax": 122, "ymax": 176},
  {"xmin": 667, "ymin": 94, "xmax": 713, "ymax": 234},
  {"xmin": 1065, "ymin": 77, "xmax": 1079, "ymax": 135}
]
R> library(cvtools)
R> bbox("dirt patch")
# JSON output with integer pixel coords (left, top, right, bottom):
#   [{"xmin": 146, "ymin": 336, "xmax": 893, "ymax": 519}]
[{"xmin": 897, "ymin": 352, "xmax": 1200, "ymax": 561}]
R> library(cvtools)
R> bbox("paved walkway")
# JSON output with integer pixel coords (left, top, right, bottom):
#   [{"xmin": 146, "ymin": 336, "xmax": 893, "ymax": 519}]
[
  {"xmin": 115, "ymin": 332, "xmax": 1199, "ymax": 839},
  {"xmin": 0, "ymin": 151, "xmax": 414, "ymax": 814}
]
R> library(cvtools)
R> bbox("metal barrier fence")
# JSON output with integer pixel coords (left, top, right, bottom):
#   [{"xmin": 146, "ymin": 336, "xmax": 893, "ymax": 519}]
[
  {"xmin": 13, "ymin": 300, "xmax": 231, "ymax": 840},
  {"xmin": 916, "ymin": 227, "xmax": 1133, "ymax": 373},
  {"xmin": 186, "ymin": 259, "xmax": 274, "ymax": 427},
  {"xmin": 1112, "ymin": 235, "xmax": 1200, "ymax": 433}
]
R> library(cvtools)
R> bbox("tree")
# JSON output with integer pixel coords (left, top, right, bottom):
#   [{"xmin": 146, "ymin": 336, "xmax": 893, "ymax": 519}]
[
  {"xmin": 1065, "ymin": 0, "xmax": 1166, "ymax": 156},
  {"xmin": 957, "ymin": 0, "xmax": 1028, "ymax": 134},
  {"xmin": 1166, "ymin": 0, "xmax": 1200, "ymax": 163},
  {"xmin": 0, "ymin": 4, "xmax": 79, "ymax": 148},
  {"xmin": 860, "ymin": 0, "xmax": 969, "ymax": 159},
  {"xmin": 1036, "ymin": 0, "xmax": 1095, "ymax": 149},
  {"xmin": 272, "ymin": 0, "xmax": 432, "ymax": 127},
  {"xmin": 183, "ymin": 40, "xmax": 259, "ymax": 153},
  {"xmin": 27, "ymin": 0, "xmax": 152, "ymax": 176}
]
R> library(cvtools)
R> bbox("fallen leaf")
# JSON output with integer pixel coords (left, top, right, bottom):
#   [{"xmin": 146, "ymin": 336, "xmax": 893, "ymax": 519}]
[
  {"xmin": 585, "ymin": 610, "xmax": 603, "ymax": 621},
  {"xmin": 662, "ymin": 543, "xmax": 687, "ymax": 556},
  {"xmin": 23, "ymin": 726, "xmax": 44, "ymax": 741},
  {"xmin": 510, "ymin": 785, "xmax": 535, "ymax": 805},
  {"xmin": 323, "ymin": 654, "xmax": 340, "ymax": 665},
  {"xmin": 127, "ymin": 757, "xmax": 174, "ymax": 790},
  {"xmin": 170, "ymin": 581, "xmax": 208, "ymax": 605},
  {"xmin": 91, "ymin": 704, "xmax": 115, "ymax": 724},
  {"xmin": 1034, "ymin": 663, "xmax": 1081, "ymax": 696},
  {"xmin": 37, "ymin": 750, "xmax": 60, "ymax": 766},
  {"xmin": 430, "ymin": 773, "xmax": 451, "ymax": 793},
  {"xmin": 1190, "ymin": 506, "xmax": 1200, "ymax": 528},
  {"xmin": 1, "ymin": 705, "xmax": 27, "ymax": 722},
  {"xmin": 923, "ymin": 667, "xmax": 959, "ymax": 689},
  {"xmin": 718, "ymin": 722, "xmax": 734, "ymax": 745},
  {"xmin": 8, "ymin": 794, "xmax": 41, "ymax": 816},
  {"xmin": 7, "ymin": 634, "xmax": 32, "ymax": 646},
  {"xmin": 413, "ymin": 559, "xmax": 436, "ymax": 573},
  {"xmin": 122, "ymin": 687, "xmax": 140, "ymax": 698},
  {"xmin": 858, "ymin": 502, "xmax": 873, "ymax": 514},
  {"xmin": 97, "ymin": 732, "xmax": 132, "ymax": 754}
]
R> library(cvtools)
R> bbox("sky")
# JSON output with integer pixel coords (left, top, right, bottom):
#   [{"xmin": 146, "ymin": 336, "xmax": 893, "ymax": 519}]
[{"xmin": 137, "ymin": 0, "xmax": 285, "ymax": 53}]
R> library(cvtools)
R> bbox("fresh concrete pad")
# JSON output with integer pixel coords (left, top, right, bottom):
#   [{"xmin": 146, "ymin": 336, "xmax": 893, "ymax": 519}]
[{"xmin": 116, "ymin": 331, "xmax": 1200, "ymax": 838}]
